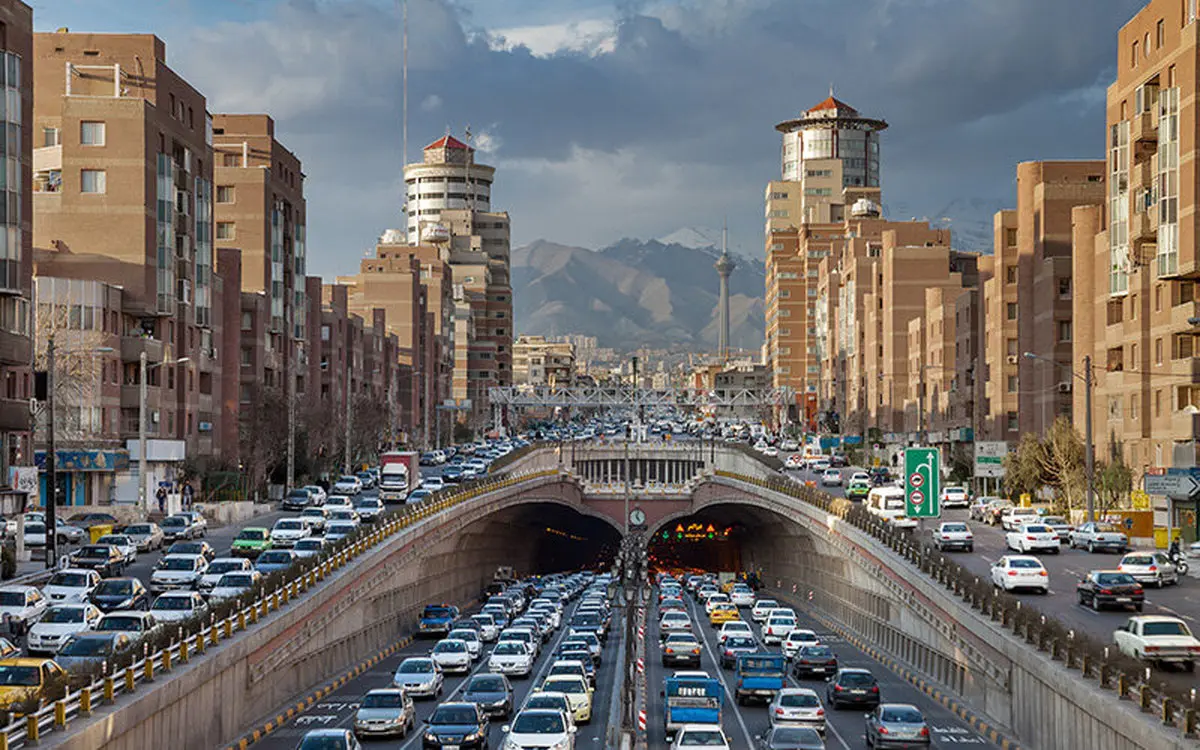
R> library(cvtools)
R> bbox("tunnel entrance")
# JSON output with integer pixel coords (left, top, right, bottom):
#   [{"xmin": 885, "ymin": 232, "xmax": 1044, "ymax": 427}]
[
  {"xmin": 646, "ymin": 503, "xmax": 804, "ymax": 578},
  {"xmin": 461, "ymin": 502, "xmax": 623, "ymax": 577}
]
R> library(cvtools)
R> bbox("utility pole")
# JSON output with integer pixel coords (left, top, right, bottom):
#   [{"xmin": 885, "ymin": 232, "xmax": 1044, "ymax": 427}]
[
  {"xmin": 139, "ymin": 349, "xmax": 148, "ymax": 513},
  {"xmin": 1084, "ymin": 354, "xmax": 1095, "ymax": 523},
  {"xmin": 286, "ymin": 342, "xmax": 296, "ymax": 491},
  {"xmin": 343, "ymin": 360, "xmax": 352, "ymax": 475},
  {"xmin": 45, "ymin": 337, "xmax": 57, "ymax": 569}
]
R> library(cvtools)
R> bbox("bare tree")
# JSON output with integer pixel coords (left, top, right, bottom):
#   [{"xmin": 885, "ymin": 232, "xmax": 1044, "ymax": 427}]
[
  {"xmin": 34, "ymin": 299, "xmax": 110, "ymax": 447},
  {"xmin": 1003, "ymin": 432, "xmax": 1044, "ymax": 501},
  {"xmin": 1037, "ymin": 417, "xmax": 1086, "ymax": 512},
  {"xmin": 238, "ymin": 383, "xmax": 288, "ymax": 492}
]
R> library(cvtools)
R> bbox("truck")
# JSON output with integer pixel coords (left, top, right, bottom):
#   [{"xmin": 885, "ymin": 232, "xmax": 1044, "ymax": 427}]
[
  {"xmin": 733, "ymin": 653, "xmax": 786, "ymax": 705},
  {"xmin": 1113, "ymin": 615, "xmax": 1200, "ymax": 670},
  {"xmin": 663, "ymin": 674, "xmax": 722, "ymax": 739},
  {"xmin": 378, "ymin": 451, "xmax": 419, "ymax": 503}
]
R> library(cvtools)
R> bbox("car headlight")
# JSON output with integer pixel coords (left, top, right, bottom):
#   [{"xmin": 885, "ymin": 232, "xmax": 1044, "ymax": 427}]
[
  {"xmin": 503, "ymin": 740, "xmax": 522, "ymax": 750},
  {"xmin": 464, "ymin": 730, "xmax": 484, "ymax": 741},
  {"xmin": 423, "ymin": 731, "xmax": 438, "ymax": 742}
]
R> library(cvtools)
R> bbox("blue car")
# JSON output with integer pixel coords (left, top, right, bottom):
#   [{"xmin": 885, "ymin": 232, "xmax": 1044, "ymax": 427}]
[
  {"xmin": 419, "ymin": 603, "xmax": 459, "ymax": 637},
  {"xmin": 255, "ymin": 549, "xmax": 296, "ymax": 574},
  {"xmin": 407, "ymin": 489, "xmax": 432, "ymax": 504}
]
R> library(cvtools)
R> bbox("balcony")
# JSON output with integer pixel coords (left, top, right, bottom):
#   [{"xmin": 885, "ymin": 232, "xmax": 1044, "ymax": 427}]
[
  {"xmin": 1170, "ymin": 410, "xmax": 1200, "ymax": 441},
  {"xmin": 120, "ymin": 336, "xmax": 164, "ymax": 364},
  {"xmin": 1131, "ymin": 210, "xmax": 1158, "ymax": 243},
  {"xmin": 0, "ymin": 399, "xmax": 30, "ymax": 432},
  {"xmin": 0, "ymin": 330, "xmax": 30, "ymax": 367},
  {"xmin": 120, "ymin": 385, "xmax": 162, "ymax": 412},
  {"xmin": 1131, "ymin": 111, "xmax": 1158, "ymax": 146},
  {"xmin": 1131, "ymin": 159, "xmax": 1154, "ymax": 191}
]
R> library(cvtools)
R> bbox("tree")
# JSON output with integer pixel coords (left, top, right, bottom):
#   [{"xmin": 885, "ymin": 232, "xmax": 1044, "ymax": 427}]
[
  {"xmin": 238, "ymin": 384, "xmax": 288, "ymax": 492},
  {"xmin": 1038, "ymin": 417, "xmax": 1086, "ymax": 511},
  {"xmin": 1003, "ymin": 432, "xmax": 1044, "ymax": 501},
  {"xmin": 35, "ymin": 301, "xmax": 111, "ymax": 448},
  {"xmin": 1095, "ymin": 454, "xmax": 1134, "ymax": 516}
]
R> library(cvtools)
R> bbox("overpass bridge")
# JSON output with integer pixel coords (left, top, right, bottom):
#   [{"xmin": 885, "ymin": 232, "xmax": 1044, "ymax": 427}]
[{"xmin": 25, "ymin": 443, "xmax": 1197, "ymax": 750}]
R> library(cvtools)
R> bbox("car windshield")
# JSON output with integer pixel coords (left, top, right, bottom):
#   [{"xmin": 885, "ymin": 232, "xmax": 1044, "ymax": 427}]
[
  {"xmin": 494, "ymin": 642, "xmax": 526, "ymax": 655},
  {"xmin": 95, "ymin": 580, "xmax": 132, "ymax": 596},
  {"xmin": 297, "ymin": 736, "xmax": 351, "ymax": 750},
  {"xmin": 78, "ymin": 547, "xmax": 108, "ymax": 559},
  {"xmin": 1009, "ymin": 559, "xmax": 1043, "ymax": 569},
  {"xmin": 152, "ymin": 596, "xmax": 194, "ymax": 610},
  {"xmin": 1143, "ymin": 621, "xmax": 1191, "ymax": 636},
  {"xmin": 839, "ymin": 672, "xmax": 876, "ymax": 686},
  {"xmin": 1124, "ymin": 556, "xmax": 1154, "ymax": 565},
  {"xmin": 1099, "ymin": 525, "xmax": 1125, "ymax": 534},
  {"xmin": 97, "ymin": 536, "xmax": 128, "ymax": 546},
  {"xmin": 768, "ymin": 617, "xmax": 795, "ymax": 625},
  {"xmin": 275, "ymin": 521, "xmax": 304, "ymax": 531},
  {"xmin": 209, "ymin": 561, "xmax": 244, "ymax": 574},
  {"xmin": 169, "ymin": 543, "xmax": 202, "ymax": 554},
  {"xmin": 59, "ymin": 637, "xmax": 111, "ymax": 656},
  {"xmin": 779, "ymin": 692, "xmax": 819, "ymax": 707},
  {"xmin": 757, "ymin": 600, "xmax": 777, "ymax": 609},
  {"xmin": 423, "ymin": 606, "xmax": 454, "ymax": 618},
  {"xmin": 725, "ymin": 637, "xmax": 756, "ymax": 649},
  {"xmin": 1025, "ymin": 526, "xmax": 1051, "ymax": 533},
  {"xmin": 217, "ymin": 574, "xmax": 254, "ymax": 588},
  {"xmin": 0, "ymin": 666, "xmax": 39, "ymax": 686},
  {"xmin": 544, "ymin": 678, "xmax": 584, "ymax": 694},
  {"xmin": 678, "ymin": 729, "xmax": 726, "ymax": 745},
  {"xmin": 771, "ymin": 727, "xmax": 822, "ymax": 744},
  {"xmin": 397, "ymin": 660, "xmax": 433, "ymax": 674},
  {"xmin": 48, "ymin": 573, "xmax": 90, "ymax": 587},
  {"xmin": 942, "ymin": 524, "xmax": 968, "ymax": 532},
  {"xmin": 430, "ymin": 706, "xmax": 477, "ymax": 725},
  {"xmin": 467, "ymin": 675, "xmax": 506, "ymax": 692},
  {"xmin": 361, "ymin": 692, "xmax": 406, "ymax": 708},
  {"xmin": 881, "ymin": 707, "xmax": 925, "ymax": 723},
  {"xmin": 295, "ymin": 540, "xmax": 323, "ymax": 550},
  {"xmin": 434, "ymin": 641, "xmax": 465, "ymax": 653},
  {"xmin": 511, "ymin": 712, "xmax": 565, "ymax": 734},
  {"xmin": 43, "ymin": 607, "xmax": 86, "ymax": 623},
  {"xmin": 665, "ymin": 634, "xmax": 695, "ymax": 644},
  {"xmin": 98, "ymin": 616, "xmax": 143, "ymax": 632},
  {"xmin": 1043, "ymin": 517, "xmax": 1067, "ymax": 524},
  {"xmin": 124, "ymin": 525, "xmax": 151, "ymax": 534},
  {"xmin": 24, "ymin": 524, "xmax": 44, "ymax": 534},
  {"xmin": 160, "ymin": 558, "xmax": 196, "ymax": 571},
  {"xmin": 800, "ymin": 646, "xmax": 833, "ymax": 658},
  {"xmin": 526, "ymin": 695, "xmax": 568, "ymax": 712},
  {"xmin": 1095, "ymin": 573, "xmax": 1135, "ymax": 585},
  {"xmin": 259, "ymin": 552, "xmax": 290, "ymax": 564},
  {"xmin": 162, "ymin": 518, "xmax": 186, "ymax": 528},
  {"xmin": 237, "ymin": 530, "xmax": 266, "ymax": 541},
  {"xmin": 327, "ymin": 524, "xmax": 354, "ymax": 534}
]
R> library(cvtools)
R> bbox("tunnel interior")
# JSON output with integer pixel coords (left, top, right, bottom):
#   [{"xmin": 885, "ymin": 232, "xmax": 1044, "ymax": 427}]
[
  {"xmin": 457, "ymin": 502, "xmax": 623, "ymax": 578},
  {"xmin": 647, "ymin": 503, "xmax": 809, "ymax": 578}
]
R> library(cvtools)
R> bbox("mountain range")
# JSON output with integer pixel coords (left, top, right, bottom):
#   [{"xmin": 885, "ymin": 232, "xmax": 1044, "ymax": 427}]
[{"xmin": 511, "ymin": 238, "xmax": 766, "ymax": 353}]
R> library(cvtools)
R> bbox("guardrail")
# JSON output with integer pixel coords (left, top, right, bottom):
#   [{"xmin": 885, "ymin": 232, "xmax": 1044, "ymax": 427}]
[
  {"xmin": 0, "ymin": 466, "xmax": 561, "ymax": 749},
  {"xmin": 714, "ymin": 470, "xmax": 1200, "ymax": 740}
]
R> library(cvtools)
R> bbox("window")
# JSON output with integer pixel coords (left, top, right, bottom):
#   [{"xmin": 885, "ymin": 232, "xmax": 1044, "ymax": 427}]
[
  {"xmin": 1156, "ymin": 337, "xmax": 1163, "ymax": 365},
  {"xmin": 240, "ymin": 348, "xmax": 251, "ymax": 367},
  {"xmin": 222, "ymin": 153, "xmax": 240, "ymax": 167},
  {"xmin": 1155, "ymin": 389, "xmax": 1162, "ymax": 417},
  {"xmin": 1144, "ymin": 32, "xmax": 1150, "ymax": 56},
  {"xmin": 1006, "ymin": 375, "xmax": 1018, "ymax": 393},
  {"xmin": 1155, "ymin": 284, "xmax": 1163, "ymax": 311},
  {"xmin": 42, "ymin": 127, "xmax": 59, "ymax": 147},
  {"xmin": 1132, "ymin": 40, "xmax": 1139, "ymax": 67},
  {"xmin": 216, "ymin": 186, "xmax": 235, "ymax": 203},
  {"xmin": 1006, "ymin": 412, "xmax": 1018, "ymax": 431},
  {"xmin": 1157, "ymin": 19, "xmax": 1165, "ymax": 48},
  {"xmin": 80, "ymin": 169, "xmax": 106, "ymax": 194},
  {"xmin": 321, "ymin": 324, "xmax": 331, "ymax": 341},
  {"xmin": 1005, "ymin": 266, "xmax": 1017, "ymax": 284},
  {"xmin": 1130, "ymin": 293, "xmax": 1138, "ymax": 320},
  {"xmin": 1006, "ymin": 338, "xmax": 1018, "ymax": 357},
  {"xmin": 1005, "ymin": 228, "xmax": 1017, "ymax": 247},
  {"xmin": 240, "ymin": 311, "xmax": 252, "ymax": 330},
  {"xmin": 1058, "ymin": 278, "xmax": 1071, "ymax": 298},
  {"xmin": 79, "ymin": 121, "xmax": 105, "ymax": 146},
  {"xmin": 1006, "ymin": 303, "xmax": 1017, "ymax": 321},
  {"xmin": 1131, "ymin": 394, "xmax": 1139, "ymax": 421},
  {"xmin": 1057, "ymin": 320, "xmax": 1072, "ymax": 342},
  {"xmin": 216, "ymin": 222, "xmax": 234, "ymax": 240}
]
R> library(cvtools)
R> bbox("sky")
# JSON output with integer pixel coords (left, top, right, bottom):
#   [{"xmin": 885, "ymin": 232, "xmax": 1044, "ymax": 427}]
[{"xmin": 29, "ymin": 0, "xmax": 1145, "ymax": 278}]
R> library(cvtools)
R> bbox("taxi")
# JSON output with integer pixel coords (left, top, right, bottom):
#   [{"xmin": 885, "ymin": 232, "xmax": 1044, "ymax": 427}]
[
  {"xmin": 709, "ymin": 602, "xmax": 740, "ymax": 626},
  {"xmin": 0, "ymin": 658, "xmax": 67, "ymax": 712},
  {"xmin": 538, "ymin": 674, "xmax": 593, "ymax": 723}
]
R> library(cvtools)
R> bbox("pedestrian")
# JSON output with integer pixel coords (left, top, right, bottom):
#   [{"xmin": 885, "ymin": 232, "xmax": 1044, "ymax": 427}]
[
  {"xmin": 182, "ymin": 483, "xmax": 194, "ymax": 511},
  {"xmin": 156, "ymin": 486, "xmax": 166, "ymax": 514}
]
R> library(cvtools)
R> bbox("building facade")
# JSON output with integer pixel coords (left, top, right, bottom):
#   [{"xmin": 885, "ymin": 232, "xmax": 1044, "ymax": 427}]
[{"xmin": 512, "ymin": 335, "xmax": 575, "ymax": 387}]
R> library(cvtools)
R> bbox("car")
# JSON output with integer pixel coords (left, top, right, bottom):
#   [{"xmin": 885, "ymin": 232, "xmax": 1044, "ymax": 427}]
[
  {"xmin": 89, "ymin": 578, "xmax": 150, "ymax": 612},
  {"xmin": 1076, "ymin": 570, "xmax": 1145, "ymax": 612},
  {"xmin": 422, "ymin": 476, "xmax": 446, "ymax": 492},
  {"xmin": 353, "ymin": 497, "xmax": 384, "ymax": 523},
  {"xmin": 782, "ymin": 629, "xmax": 820, "ymax": 659},
  {"xmin": 355, "ymin": 471, "xmax": 376, "ymax": 490},
  {"xmin": 150, "ymin": 591, "xmax": 208, "ymax": 624},
  {"xmin": 353, "ymin": 687, "xmax": 415, "ymax": 739},
  {"xmin": 939, "ymin": 485, "xmax": 970, "ymax": 508},
  {"xmin": 990, "ymin": 555, "xmax": 1049, "ymax": 593},
  {"xmin": 299, "ymin": 507, "xmax": 329, "ymax": 533},
  {"xmin": 392, "ymin": 656, "xmax": 444, "ymax": 698},
  {"xmin": 325, "ymin": 495, "xmax": 354, "ymax": 511},
  {"xmin": 230, "ymin": 527, "xmax": 271, "ymax": 558},
  {"xmin": 709, "ymin": 602, "xmax": 739, "ymax": 626},
  {"xmin": 198, "ymin": 557, "xmax": 253, "ymax": 594},
  {"xmin": 825, "ymin": 667, "xmax": 880, "ymax": 709},
  {"xmin": 982, "ymin": 499, "xmax": 1014, "ymax": 526},
  {"xmin": 94, "ymin": 610, "xmax": 159, "ymax": 642},
  {"xmin": 999, "ymin": 506, "xmax": 1042, "ymax": 532},
  {"xmin": 751, "ymin": 599, "xmax": 780, "ymax": 622},
  {"xmin": 0, "ymin": 658, "xmax": 68, "ymax": 712},
  {"xmin": 282, "ymin": 487, "xmax": 313, "ymax": 510},
  {"xmin": 255, "ymin": 549, "xmax": 296, "ymax": 574},
  {"xmin": 703, "ymin": 592, "xmax": 731, "ymax": 615},
  {"xmin": 166, "ymin": 540, "xmax": 216, "ymax": 562},
  {"xmin": 150, "ymin": 553, "xmax": 208, "ymax": 593},
  {"xmin": 325, "ymin": 521, "xmax": 357, "ymax": 542},
  {"xmin": 208, "ymin": 570, "xmax": 263, "ymax": 602},
  {"xmin": 332, "ymin": 475, "xmax": 363, "ymax": 495},
  {"xmin": 420, "ymin": 604, "xmax": 460, "ymax": 636},
  {"xmin": 488, "ymin": 640, "xmax": 534, "ymax": 678},
  {"xmin": 718, "ymin": 620, "xmax": 753, "ymax": 644},
  {"xmin": 967, "ymin": 498, "xmax": 994, "ymax": 522},
  {"xmin": 768, "ymin": 688, "xmax": 825, "ymax": 734},
  {"xmin": 931, "ymin": 522, "xmax": 974, "ymax": 552},
  {"xmin": 269, "ymin": 518, "xmax": 310, "ymax": 548},
  {"xmin": 728, "ymin": 586, "xmax": 755, "ymax": 607},
  {"xmin": 42, "ymin": 568, "xmax": 101, "ymax": 604},
  {"xmin": 461, "ymin": 672, "xmax": 514, "ymax": 717},
  {"xmin": 661, "ymin": 631, "xmax": 702, "ymax": 667},
  {"xmin": 791, "ymin": 645, "xmax": 839, "ymax": 679},
  {"xmin": 303, "ymin": 485, "xmax": 328, "ymax": 506},
  {"xmin": 327, "ymin": 508, "xmax": 361, "ymax": 526},
  {"xmin": 865, "ymin": 703, "xmax": 931, "ymax": 748},
  {"xmin": 671, "ymin": 724, "xmax": 731, "ymax": 749},
  {"xmin": 846, "ymin": 479, "xmax": 871, "ymax": 500},
  {"xmin": 764, "ymin": 613, "xmax": 799, "ymax": 645},
  {"xmin": 293, "ymin": 537, "xmax": 328, "ymax": 559},
  {"xmin": 66, "ymin": 512, "xmax": 120, "ymax": 530},
  {"xmin": 539, "ymin": 674, "xmax": 592, "ymax": 723},
  {"xmin": 470, "ymin": 613, "xmax": 500, "ymax": 642},
  {"xmin": 1039, "ymin": 515, "xmax": 1074, "ymax": 541},
  {"xmin": 54, "ymin": 632, "xmax": 136, "ymax": 672},
  {"xmin": 72, "ymin": 544, "xmax": 126, "ymax": 577},
  {"xmin": 296, "ymin": 729, "xmax": 362, "ymax": 750},
  {"xmin": 502, "ymin": 708, "xmax": 576, "ymax": 749},
  {"xmin": 159, "ymin": 515, "xmax": 194, "ymax": 541},
  {"xmin": 178, "ymin": 511, "xmax": 208, "ymax": 538},
  {"xmin": 547, "ymin": 656, "xmax": 594, "ymax": 688},
  {"xmin": 448, "ymin": 627, "xmax": 484, "ymax": 660},
  {"xmin": 0, "ymin": 586, "xmax": 48, "ymax": 634},
  {"xmin": 1113, "ymin": 615, "xmax": 1200, "ymax": 670},
  {"xmin": 26, "ymin": 604, "xmax": 103, "ymax": 655},
  {"xmin": 1068, "ymin": 522, "xmax": 1129, "ymax": 553},
  {"xmin": 1005, "ymin": 523, "xmax": 1061, "ymax": 554},
  {"xmin": 819, "ymin": 469, "xmax": 842, "ymax": 487},
  {"xmin": 431, "ymin": 638, "xmax": 472, "ymax": 674},
  {"xmin": 754, "ymin": 725, "xmax": 826, "ymax": 749},
  {"xmin": 719, "ymin": 635, "xmax": 759, "ymax": 669},
  {"xmin": 1118, "ymin": 551, "xmax": 1180, "ymax": 587},
  {"xmin": 420, "ymin": 452, "xmax": 439, "ymax": 466},
  {"xmin": 120, "ymin": 523, "xmax": 164, "ymax": 552}
]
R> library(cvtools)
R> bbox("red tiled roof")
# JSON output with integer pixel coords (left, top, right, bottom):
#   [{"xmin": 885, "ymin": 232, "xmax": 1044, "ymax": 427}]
[
  {"xmin": 424, "ymin": 135, "xmax": 473, "ymax": 151},
  {"xmin": 806, "ymin": 96, "xmax": 858, "ymax": 115}
]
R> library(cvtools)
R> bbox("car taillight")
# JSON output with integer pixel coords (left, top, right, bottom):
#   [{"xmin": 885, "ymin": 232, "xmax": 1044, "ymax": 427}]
[
  {"xmin": 816, "ymin": 708, "xmax": 825, "ymax": 716},
  {"xmin": 665, "ymin": 647, "xmax": 674, "ymax": 654},
  {"xmin": 879, "ymin": 727, "xmax": 889, "ymax": 735},
  {"xmin": 1038, "ymin": 571, "xmax": 1048, "ymax": 576},
  {"xmin": 1007, "ymin": 571, "xmax": 1017, "ymax": 576},
  {"xmin": 691, "ymin": 648, "xmax": 700, "ymax": 654},
  {"xmin": 941, "ymin": 535, "xmax": 950, "ymax": 540},
  {"xmin": 1133, "ymin": 587, "xmax": 1143, "ymax": 594},
  {"xmin": 920, "ymin": 727, "xmax": 930, "ymax": 737},
  {"xmin": 1099, "ymin": 589, "xmax": 1112, "ymax": 595},
  {"xmin": 775, "ymin": 708, "xmax": 785, "ymax": 716},
  {"xmin": 833, "ymin": 685, "xmax": 843, "ymax": 692},
  {"xmin": 1149, "ymin": 565, "xmax": 1158, "ymax": 571},
  {"xmin": 1026, "ymin": 535, "xmax": 1037, "ymax": 540},
  {"xmin": 870, "ymin": 686, "xmax": 879, "ymax": 692},
  {"xmin": 1145, "ymin": 646, "xmax": 1160, "ymax": 653}
]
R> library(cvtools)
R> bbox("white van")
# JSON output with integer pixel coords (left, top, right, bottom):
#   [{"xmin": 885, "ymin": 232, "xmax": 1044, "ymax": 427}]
[{"xmin": 866, "ymin": 487, "xmax": 918, "ymax": 530}]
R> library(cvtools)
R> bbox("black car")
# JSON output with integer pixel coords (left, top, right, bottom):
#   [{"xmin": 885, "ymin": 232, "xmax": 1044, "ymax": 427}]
[
  {"xmin": 460, "ymin": 673, "xmax": 513, "ymax": 718},
  {"xmin": 1076, "ymin": 570, "xmax": 1145, "ymax": 612},
  {"xmin": 755, "ymin": 725, "xmax": 827, "ymax": 749},
  {"xmin": 421, "ymin": 702, "xmax": 487, "ymax": 749},
  {"xmin": 166, "ymin": 540, "xmax": 216, "ymax": 562},
  {"xmin": 73, "ymin": 544, "xmax": 125, "ymax": 577},
  {"xmin": 282, "ymin": 488, "xmax": 312, "ymax": 511},
  {"xmin": 89, "ymin": 577, "xmax": 150, "ymax": 612},
  {"xmin": 825, "ymin": 667, "xmax": 880, "ymax": 709},
  {"xmin": 792, "ymin": 645, "xmax": 839, "ymax": 679}
]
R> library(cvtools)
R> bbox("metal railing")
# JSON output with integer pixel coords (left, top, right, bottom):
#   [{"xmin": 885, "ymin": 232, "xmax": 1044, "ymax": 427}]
[
  {"xmin": 0, "ymin": 465, "xmax": 560, "ymax": 749},
  {"xmin": 713, "ymin": 470, "xmax": 1200, "ymax": 740}
]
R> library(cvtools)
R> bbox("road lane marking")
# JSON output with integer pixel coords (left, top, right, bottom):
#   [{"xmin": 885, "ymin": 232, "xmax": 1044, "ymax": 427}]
[{"xmin": 686, "ymin": 596, "xmax": 756, "ymax": 749}]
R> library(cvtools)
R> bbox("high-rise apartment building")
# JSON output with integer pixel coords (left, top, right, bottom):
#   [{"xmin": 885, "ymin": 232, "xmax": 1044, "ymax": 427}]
[
  {"xmin": 1074, "ymin": 0, "xmax": 1200, "ymax": 476},
  {"xmin": 405, "ymin": 135, "xmax": 493, "ymax": 244},
  {"xmin": 512, "ymin": 335, "xmax": 574, "ymax": 387}
]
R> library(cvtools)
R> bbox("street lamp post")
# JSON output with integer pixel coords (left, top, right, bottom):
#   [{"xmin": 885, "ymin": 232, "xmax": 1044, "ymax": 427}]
[{"xmin": 1024, "ymin": 351, "xmax": 1095, "ymax": 522}]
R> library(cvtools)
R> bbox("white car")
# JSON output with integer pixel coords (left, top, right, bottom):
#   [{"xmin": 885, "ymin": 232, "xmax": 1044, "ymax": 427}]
[
  {"xmin": 782, "ymin": 629, "xmax": 821, "ymax": 659},
  {"xmin": 208, "ymin": 570, "xmax": 263, "ymax": 602},
  {"xmin": 850, "ymin": 471, "xmax": 871, "ymax": 483},
  {"xmin": 270, "ymin": 518, "xmax": 310, "ymax": 548},
  {"xmin": 659, "ymin": 610, "xmax": 693, "ymax": 637},
  {"xmin": 448, "ymin": 628, "xmax": 483, "ymax": 660},
  {"xmin": 820, "ymin": 469, "xmax": 843, "ymax": 487},
  {"xmin": 990, "ymin": 555, "xmax": 1049, "ymax": 593},
  {"xmin": 94, "ymin": 610, "xmax": 159, "ymax": 642},
  {"xmin": 1005, "ymin": 524, "xmax": 1061, "ymax": 554},
  {"xmin": 332, "ymin": 475, "xmax": 363, "ymax": 495},
  {"xmin": 1069, "ymin": 522, "xmax": 1130, "ymax": 553},
  {"xmin": 430, "ymin": 638, "xmax": 472, "ymax": 673},
  {"xmin": 150, "ymin": 553, "xmax": 209, "ymax": 593},
  {"xmin": 26, "ymin": 604, "xmax": 103, "ymax": 655},
  {"xmin": 95, "ymin": 534, "xmax": 139, "ymax": 564},
  {"xmin": 939, "ymin": 486, "xmax": 970, "ymax": 508},
  {"xmin": 198, "ymin": 557, "xmax": 252, "ymax": 593},
  {"xmin": 703, "ymin": 593, "xmax": 731, "ymax": 616},
  {"xmin": 0, "ymin": 585, "xmax": 49, "ymax": 632},
  {"xmin": 325, "ymin": 521, "xmax": 356, "ymax": 542},
  {"xmin": 325, "ymin": 495, "xmax": 354, "ymax": 511},
  {"xmin": 293, "ymin": 537, "xmax": 328, "ymax": 559},
  {"xmin": 488, "ymin": 640, "xmax": 534, "ymax": 678},
  {"xmin": 1113, "ymin": 615, "xmax": 1200, "ymax": 668},
  {"xmin": 298, "ymin": 507, "xmax": 329, "ymax": 533},
  {"xmin": 302, "ymin": 485, "xmax": 328, "ymax": 505},
  {"xmin": 763, "ymin": 614, "xmax": 798, "ymax": 645},
  {"xmin": 751, "ymin": 599, "xmax": 780, "ymax": 622},
  {"xmin": 392, "ymin": 657, "xmax": 444, "ymax": 698},
  {"xmin": 42, "ymin": 568, "xmax": 101, "ymax": 604},
  {"xmin": 502, "ymin": 708, "xmax": 576, "ymax": 749},
  {"xmin": 768, "ymin": 688, "xmax": 826, "ymax": 733},
  {"xmin": 729, "ymin": 587, "xmax": 755, "ymax": 607},
  {"xmin": 1118, "ymin": 552, "xmax": 1181, "ymax": 587},
  {"xmin": 1000, "ymin": 507, "xmax": 1042, "ymax": 532},
  {"xmin": 932, "ymin": 522, "xmax": 974, "ymax": 552},
  {"xmin": 354, "ymin": 497, "xmax": 384, "ymax": 523},
  {"xmin": 672, "ymin": 724, "xmax": 731, "ymax": 749},
  {"xmin": 150, "ymin": 591, "xmax": 208, "ymax": 623},
  {"xmin": 717, "ymin": 621, "xmax": 753, "ymax": 644},
  {"xmin": 422, "ymin": 476, "xmax": 446, "ymax": 492},
  {"xmin": 470, "ymin": 614, "xmax": 500, "ymax": 642}
]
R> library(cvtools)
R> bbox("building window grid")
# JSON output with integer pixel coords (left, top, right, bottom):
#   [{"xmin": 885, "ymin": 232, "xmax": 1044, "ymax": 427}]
[
  {"xmin": 1157, "ymin": 87, "xmax": 1180, "ymax": 277},
  {"xmin": 1109, "ymin": 120, "xmax": 1130, "ymax": 295}
]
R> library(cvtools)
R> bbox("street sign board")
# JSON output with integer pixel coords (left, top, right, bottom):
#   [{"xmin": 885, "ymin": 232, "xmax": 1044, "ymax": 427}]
[
  {"xmin": 1143, "ymin": 472, "xmax": 1200, "ymax": 500},
  {"xmin": 974, "ymin": 441, "xmax": 1008, "ymax": 478},
  {"xmin": 905, "ymin": 448, "xmax": 940, "ymax": 518}
]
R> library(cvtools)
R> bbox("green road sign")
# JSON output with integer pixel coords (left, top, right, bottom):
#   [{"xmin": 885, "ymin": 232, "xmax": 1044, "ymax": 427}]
[{"xmin": 904, "ymin": 447, "xmax": 940, "ymax": 518}]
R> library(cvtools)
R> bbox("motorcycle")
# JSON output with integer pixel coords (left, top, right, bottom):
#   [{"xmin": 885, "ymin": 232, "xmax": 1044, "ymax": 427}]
[{"xmin": 1168, "ymin": 546, "xmax": 1190, "ymax": 576}]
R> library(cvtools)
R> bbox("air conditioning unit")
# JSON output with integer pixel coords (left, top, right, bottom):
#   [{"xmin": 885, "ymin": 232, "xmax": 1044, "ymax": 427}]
[
  {"xmin": 1057, "ymin": 382, "xmax": 1072, "ymax": 393},
  {"xmin": 1006, "ymin": 355, "xmax": 1019, "ymax": 365}
]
